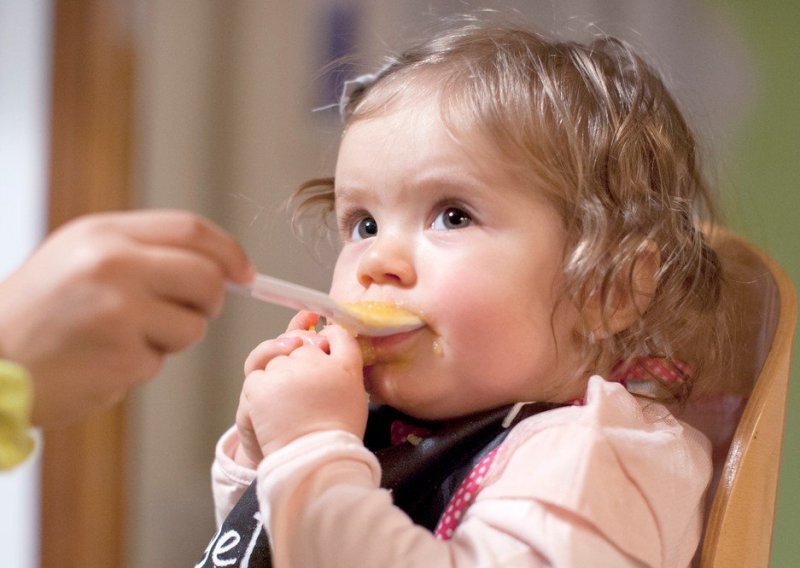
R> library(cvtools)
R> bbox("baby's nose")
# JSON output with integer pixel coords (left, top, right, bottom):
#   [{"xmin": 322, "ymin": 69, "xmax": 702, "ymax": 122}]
[{"xmin": 356, "ymin": 237, "xmax": 416, "ymax": 288}]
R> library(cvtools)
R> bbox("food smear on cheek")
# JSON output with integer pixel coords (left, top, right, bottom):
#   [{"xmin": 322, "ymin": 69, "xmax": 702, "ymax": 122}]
[
  {"xmin": 432, "ymin": 338, "xmax": 444, "ymax": 357},
  {"xmin": 355, "ymin": 336, "xmax": 417, "ymax": 367},
  {"xmin": 357, "ymin": 336, "xmax": 377, "ymax": 366}
]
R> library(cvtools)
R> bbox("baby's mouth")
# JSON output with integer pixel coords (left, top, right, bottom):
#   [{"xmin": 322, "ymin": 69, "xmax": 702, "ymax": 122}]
[
  {"xmin": 357, "ymin": 325, "xmax": 435, "ymax": 367},
  {"xmin": 336, "ymin": 300, "xmax": 429, "ymax": 365},
  {"xmin": 341, "ymin": 301, "xmax": 424, "ymax": 331}
]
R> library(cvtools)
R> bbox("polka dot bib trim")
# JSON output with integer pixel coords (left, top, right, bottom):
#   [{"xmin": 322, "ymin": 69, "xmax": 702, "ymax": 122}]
[{"xmin": 434, "ymin": 446, "xmax": 501, "ymax": 539}]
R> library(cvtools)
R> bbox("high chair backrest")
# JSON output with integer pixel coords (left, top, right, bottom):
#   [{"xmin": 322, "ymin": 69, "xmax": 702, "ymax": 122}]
[{"xmin": 697, "ymin": 228, "xmax": 796, "ymax": 567}]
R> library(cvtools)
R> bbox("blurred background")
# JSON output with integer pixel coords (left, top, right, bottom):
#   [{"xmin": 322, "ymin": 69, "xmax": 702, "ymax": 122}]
[{"xmin": 1, "ymin": 1, "xmax": 798, "ymax": 566}]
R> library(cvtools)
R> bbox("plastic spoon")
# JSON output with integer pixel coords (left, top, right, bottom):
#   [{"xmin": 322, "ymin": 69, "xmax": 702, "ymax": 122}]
[{"xmin": 227, "ymin": 273, "xmax": 424, "ymax": 337}]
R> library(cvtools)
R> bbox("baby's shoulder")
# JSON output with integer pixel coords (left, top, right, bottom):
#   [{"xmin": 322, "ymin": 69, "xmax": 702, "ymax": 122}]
[
  {"xmin": 513, "ymin": 375, "xmax": 708, "ymax": 448},
  {"xmin": 489, "ymin": 376, "xmax": 712, "ymax": 490},
  {"xmin": 475, "ymin": 378, "xmax": 711, "ymax": 568}
]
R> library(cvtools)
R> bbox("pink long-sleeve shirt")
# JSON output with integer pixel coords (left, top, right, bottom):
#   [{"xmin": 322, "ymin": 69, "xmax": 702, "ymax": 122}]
[{"xmin": 211, "ymin": 376, "xmax": 712, "ymax": 567}]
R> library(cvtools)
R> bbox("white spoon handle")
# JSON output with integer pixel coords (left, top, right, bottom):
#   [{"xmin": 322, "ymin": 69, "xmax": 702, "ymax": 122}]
[{"xmin": 228, "ymin": 273, "xmax": 423, "ymax": 337}]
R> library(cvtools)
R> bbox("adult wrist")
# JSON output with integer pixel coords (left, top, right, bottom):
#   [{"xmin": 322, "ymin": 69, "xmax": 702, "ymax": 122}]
[{"xmin": 0, "ymin": 359, "xmax": 35, "ymax": 469}]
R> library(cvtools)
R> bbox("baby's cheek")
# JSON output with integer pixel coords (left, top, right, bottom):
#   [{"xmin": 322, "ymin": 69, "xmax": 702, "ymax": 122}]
[{"xmin": 449, "ymin": 298, "xmax": 554, "ymax": 373}]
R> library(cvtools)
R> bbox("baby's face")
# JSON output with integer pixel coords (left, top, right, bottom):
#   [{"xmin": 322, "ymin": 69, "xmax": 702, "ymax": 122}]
[{"xmin": 330, "ymin": 95, "xmax": 586, "ymax": 420}]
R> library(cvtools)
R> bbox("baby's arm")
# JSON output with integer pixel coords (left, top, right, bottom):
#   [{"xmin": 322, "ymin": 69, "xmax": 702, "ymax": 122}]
[
  {"xmin": 244, "ymin": 381, "xmax": 710, "ymax": 567},
  {"xmin": 252, "ymin": 423, "xmax": 653, "ymax": 567},
  {"xmin": 210, "ymin": 425, "xmax": 257, "ymax": 528}
]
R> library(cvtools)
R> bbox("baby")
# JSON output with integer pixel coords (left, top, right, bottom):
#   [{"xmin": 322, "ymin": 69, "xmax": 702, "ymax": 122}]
[{"xmin": 201, "ymin": 20, "xmax": 725, "ymax": 568}]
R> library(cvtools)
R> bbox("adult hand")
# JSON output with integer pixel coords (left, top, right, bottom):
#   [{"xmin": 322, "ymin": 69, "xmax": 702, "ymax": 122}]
[{"xmin": 0, "ymin": 209, "xmax": 254, "ymax": 427}]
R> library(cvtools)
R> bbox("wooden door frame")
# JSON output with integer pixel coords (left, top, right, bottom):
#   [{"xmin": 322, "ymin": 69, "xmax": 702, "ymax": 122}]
[{"xmin": 42, "ymin": 1, "xmax": 134, "ymax": 566}]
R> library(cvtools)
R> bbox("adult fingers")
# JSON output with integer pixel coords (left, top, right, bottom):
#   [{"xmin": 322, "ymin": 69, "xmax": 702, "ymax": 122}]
[
  {"xmin": 141, "ymin": 246, "xmax": 227, "ymax": 318},
  {"xmin": 244, "ymin": 336, "xmax": 303, "ymax": 375},
  {"xmin": 84, "ymin": 210, "xmax": 254, "ymax": 284},
  {"xmin": 143, "ymin": 301, "xmax": 209, "ymax": 354}
]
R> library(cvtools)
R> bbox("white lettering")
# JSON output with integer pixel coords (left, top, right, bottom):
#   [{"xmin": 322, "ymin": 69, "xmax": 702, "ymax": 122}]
[
  {"xmin": 212, "ymin": 530, "xmax": 241, "ymax": 567},
  {"xmin": 241, "ymin": 512, "xmax": 264, "ymax": 568},
  {"xmin": 195, "ymin": 528, "xmax": 220, "ymax": 568}
]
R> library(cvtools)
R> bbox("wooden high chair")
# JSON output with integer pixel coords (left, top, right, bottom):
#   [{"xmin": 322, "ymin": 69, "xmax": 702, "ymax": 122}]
[{"xmin": 695, "ymin": 228, "xmax": 796, "ymax": 567}]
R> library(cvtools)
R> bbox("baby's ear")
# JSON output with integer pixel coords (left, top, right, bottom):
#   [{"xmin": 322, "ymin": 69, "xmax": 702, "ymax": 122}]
[{"xmin": 583, "ymin": 242, "xmax": 660, "ymax": 337}]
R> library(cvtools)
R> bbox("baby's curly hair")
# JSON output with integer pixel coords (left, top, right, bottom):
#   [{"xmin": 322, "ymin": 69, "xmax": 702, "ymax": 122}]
[{"xmin": 292, "ymin": 20, "xmax": 728, "ymax": 404}]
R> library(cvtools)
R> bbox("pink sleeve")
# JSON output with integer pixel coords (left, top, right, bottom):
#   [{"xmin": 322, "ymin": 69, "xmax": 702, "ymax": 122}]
[
  {"xmin": 253, "ymin": 429, "xmax": 651, "ymax": 567},
  {"xmin": 211, "ymin": 426, "xmax": 257, "ymax": 528},
  {"xmin": 248, "ymin": 378, "xmax": 709, "ymax": 567}
]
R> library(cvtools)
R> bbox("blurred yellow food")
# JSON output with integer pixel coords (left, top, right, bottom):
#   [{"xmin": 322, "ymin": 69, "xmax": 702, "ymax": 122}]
[
  {"xmin": 357, "ymin": 336, "xmax": 377, "ymax": 365},
  {"xmin": 342, "ymin": 301, "xmax": 422, "ymax": 328}
]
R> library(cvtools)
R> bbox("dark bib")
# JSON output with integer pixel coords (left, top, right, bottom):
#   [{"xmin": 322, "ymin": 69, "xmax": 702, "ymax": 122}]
[{"xmin": 195, "ymin": 402, "xmax": 560, "ymax": 567}]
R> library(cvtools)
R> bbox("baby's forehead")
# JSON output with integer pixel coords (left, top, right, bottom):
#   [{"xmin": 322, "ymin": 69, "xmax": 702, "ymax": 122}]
[
  {"xmin": 340, "ymin": 65, "xmax": 566, "ymax": 207},
  {"xmin": 345, "ymin": 67, "xmax": 444, "ymax": 124},
  {"xmin": 346, "ymin": 73, "xmax": 503, "ymax": 152}
]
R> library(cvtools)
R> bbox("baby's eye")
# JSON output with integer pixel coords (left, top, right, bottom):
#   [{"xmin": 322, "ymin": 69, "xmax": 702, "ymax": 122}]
[
  {"xmin": 432, "ymin": 207, "xmax": 473, "ymax": 231},
  {"xmin": 351, "ymin": 216, "xmax": 378, "ymax": 240}
]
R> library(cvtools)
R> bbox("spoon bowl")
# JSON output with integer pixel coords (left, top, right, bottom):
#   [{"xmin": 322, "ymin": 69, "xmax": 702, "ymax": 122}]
[{"xmin": 228, "ymin": 273, "xmax": 424, "ymax": 337}]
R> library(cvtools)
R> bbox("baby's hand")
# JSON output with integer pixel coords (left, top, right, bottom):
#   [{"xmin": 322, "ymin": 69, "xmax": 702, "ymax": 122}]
[
  {"xmin": 235, "ymin": 310, "xmax": 319, "ymax": 468},
  {"xmin": 234, "ymin": 311, "xmax": 368, "ymax": 467}
]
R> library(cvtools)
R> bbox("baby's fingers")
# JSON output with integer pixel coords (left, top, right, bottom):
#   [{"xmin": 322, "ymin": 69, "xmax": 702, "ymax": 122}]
[
  {"xmin": 244, "ymin": 336, "xmax": 303, "ymax": 375},
  {"xmin": 285, "ymin": 310, "xmax": 321, "ymax": 333},
  {"xmin": 321, "ymin": 324, "xmax": 363, "ymax": 365}
]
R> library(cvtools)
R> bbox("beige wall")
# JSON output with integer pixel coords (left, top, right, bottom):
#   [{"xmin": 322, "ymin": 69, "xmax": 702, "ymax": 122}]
[{"xmin": 128, "ymin": 2, "xmax": 755, "ymax": 565}]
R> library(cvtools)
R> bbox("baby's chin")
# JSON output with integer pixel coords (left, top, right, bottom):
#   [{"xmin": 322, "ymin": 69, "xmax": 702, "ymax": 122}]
[
  {"xmin": 365, "ymin": 385, "xmax": 457, "ymax": 421},
  {"xmin": 362, "ymin": 367, "xmax": 424, "ymax": 415}
]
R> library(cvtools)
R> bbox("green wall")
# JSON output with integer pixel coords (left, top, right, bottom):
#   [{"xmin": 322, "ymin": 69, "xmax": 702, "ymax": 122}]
[{"xmin": 711, "ymin": 2, "xmax": 800, "ymax": 565}]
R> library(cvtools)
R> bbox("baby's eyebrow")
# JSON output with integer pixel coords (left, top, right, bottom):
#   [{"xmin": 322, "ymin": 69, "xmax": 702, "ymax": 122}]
[
  {"xmin": 333, "ymin": 171, "xmax": 494, "ymax": 208},
  {"xmin": 332, "ymin": 185, "xmax": 365, "ymax": 200},
  {"xmin": 332, "ymin": 185, "xmax": 371, "ymax": 211}
]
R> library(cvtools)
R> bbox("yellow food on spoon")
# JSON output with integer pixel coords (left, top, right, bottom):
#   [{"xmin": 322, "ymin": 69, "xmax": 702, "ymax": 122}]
[
  {"xmin": 341, "ymin": 302, "xmax": 423, "ymax": 365},
  {"xmin": 341, "ymin": 301, "xmax": 422, "ymax": 329}
]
